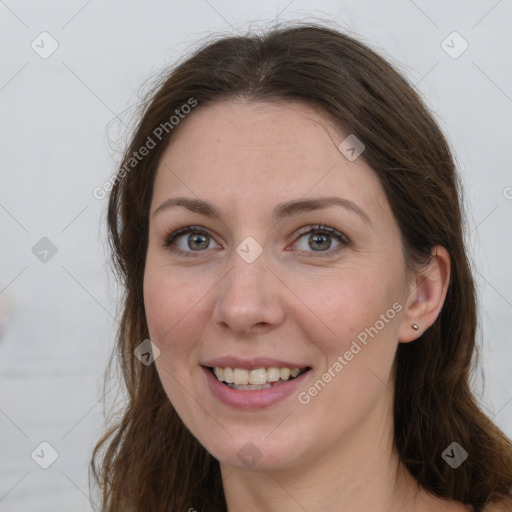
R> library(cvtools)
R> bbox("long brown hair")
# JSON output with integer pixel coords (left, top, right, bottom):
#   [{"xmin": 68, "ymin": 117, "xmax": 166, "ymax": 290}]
[{"xmin": 91, "ymin": 22, "xmax": 512, "ymax": 512}]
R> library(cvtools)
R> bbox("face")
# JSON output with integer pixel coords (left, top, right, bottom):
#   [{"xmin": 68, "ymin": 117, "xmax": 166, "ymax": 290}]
[{"xmin": 143, "ymin": 100, "xmax": 412, "ymax": 472}]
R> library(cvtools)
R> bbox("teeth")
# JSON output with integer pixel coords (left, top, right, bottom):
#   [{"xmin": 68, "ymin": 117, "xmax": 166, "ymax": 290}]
[
  {"xmin": 280, "ymin": 368, "xmax": 290, "ymax": 380},
  {"xmin": 227, "ymin": 383, "xmax": 272, "ymax": 391},
  {"xmin": 233, "ymin": 368, "xmax": 249, "ymax": 385},
  {"xmin": 249, "ymin": 368, "xmax": 267, "ymax": 385},
  {"xmin": 267, "ymin": 367, "xmax": 280, "ymax": 382},
  {"xmin": 223, "ymin": 367, "xmax": 234, "ymax": 383},
  {"xmin": 212, "ymin": 366, "xmax": 306, "ymax": 386}
]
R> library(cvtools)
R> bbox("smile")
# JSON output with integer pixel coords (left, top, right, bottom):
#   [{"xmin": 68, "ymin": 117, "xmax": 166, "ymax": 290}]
[{"xmin": 211, "ymin": 366, "xmax": 309, "ymax": 390}]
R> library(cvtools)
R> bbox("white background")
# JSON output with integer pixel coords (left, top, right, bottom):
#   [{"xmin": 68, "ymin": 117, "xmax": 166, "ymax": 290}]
[{"xmin": 1, "ymin": 1, "xmax": 511, "ymax": 510}]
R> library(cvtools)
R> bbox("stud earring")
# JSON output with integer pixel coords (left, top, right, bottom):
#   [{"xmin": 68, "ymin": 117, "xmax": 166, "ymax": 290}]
[{"xmin": 412, "ymin": 324, "xmax": 419, "ymax": 331}]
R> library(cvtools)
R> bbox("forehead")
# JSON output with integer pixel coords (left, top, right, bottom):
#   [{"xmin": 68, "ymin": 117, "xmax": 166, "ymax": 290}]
[{"xmin": 152, "ymin": 100, "xmax": 387, "ymax": 220}]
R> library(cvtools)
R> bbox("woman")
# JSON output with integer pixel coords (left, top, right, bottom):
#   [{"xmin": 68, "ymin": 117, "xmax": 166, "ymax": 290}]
[{"xmin": 91, "ymin": 22, "xmax": 512, "ymax": 511}]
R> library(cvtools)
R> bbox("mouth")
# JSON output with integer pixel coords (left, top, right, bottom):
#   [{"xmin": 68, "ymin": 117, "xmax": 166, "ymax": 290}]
[{"xmin": 206, "ymin": 365, "xmax": 311, "ymax": 390}]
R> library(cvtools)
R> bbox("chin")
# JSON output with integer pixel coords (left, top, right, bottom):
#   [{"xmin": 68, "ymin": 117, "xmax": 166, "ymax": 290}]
[{"xmin": 203, "ymin": 433, "xmax": 305, "ymax": 472}]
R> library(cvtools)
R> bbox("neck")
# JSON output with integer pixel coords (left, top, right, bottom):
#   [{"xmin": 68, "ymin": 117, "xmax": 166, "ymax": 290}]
[{"xmin": 220, "ymin": 390, "xmax": 422, "ymax": 512}]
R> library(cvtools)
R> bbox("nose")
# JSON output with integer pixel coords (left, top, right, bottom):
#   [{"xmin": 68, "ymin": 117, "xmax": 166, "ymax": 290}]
[{"xmin": 212, "ymin": 251, "xmax": 286, "ymax": 337}]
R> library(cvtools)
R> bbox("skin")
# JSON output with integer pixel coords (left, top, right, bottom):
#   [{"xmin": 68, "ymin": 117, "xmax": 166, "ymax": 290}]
[{"xmin": 143, "ymin": 100, "xmax": 470, "ymax": 511}]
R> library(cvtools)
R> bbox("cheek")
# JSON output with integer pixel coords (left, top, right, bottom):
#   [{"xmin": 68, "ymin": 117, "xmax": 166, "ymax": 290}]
[
  {"xmin": 291, "ymin": 264, "xmax": 401, "ymax": 356},
  {"xmin": 143, "ymin": 264, "xmax": 204, "ymax": 354},
  {"xmin": 143, "ymin": 267, "xmax": 201, "ymax": 406},
  {"xmin": 293, "ymin": 269, "xmax": 401, "ymax": 432}
]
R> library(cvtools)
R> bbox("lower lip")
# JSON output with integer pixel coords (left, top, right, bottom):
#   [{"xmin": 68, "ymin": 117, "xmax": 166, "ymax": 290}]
[{"xmin": 202, "ymin": 366, "xmax": 310, "ymax": 409}]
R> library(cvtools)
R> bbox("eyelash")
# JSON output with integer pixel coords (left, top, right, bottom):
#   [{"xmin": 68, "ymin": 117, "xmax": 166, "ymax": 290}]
[{"xmin": 162, "ymin": 224, "xmax": 350, "ymax": 258}]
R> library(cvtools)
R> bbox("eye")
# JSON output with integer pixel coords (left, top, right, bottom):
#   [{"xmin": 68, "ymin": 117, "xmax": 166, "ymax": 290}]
[
  {"xmin": 163, "ymin": 226, "xmax": 221, "ymax": 256},
  {"xmin": 162, "ymin": 224, "xmax": 350, "ymax": 258},
  {"xmin": 290, "ymin": 225, "xmax": 350, "ymax": 256}
]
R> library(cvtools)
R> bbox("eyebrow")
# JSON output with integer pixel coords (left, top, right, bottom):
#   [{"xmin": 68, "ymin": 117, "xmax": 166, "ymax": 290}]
[{"xmin": 153, "ymin": 195, "xmax": 372, "ymax": 226}]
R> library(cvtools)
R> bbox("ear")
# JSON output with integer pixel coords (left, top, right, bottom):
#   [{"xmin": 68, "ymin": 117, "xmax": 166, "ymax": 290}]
[{"xmin": 397, "ymin": 245, "xmax": 451, "ymax": 343}]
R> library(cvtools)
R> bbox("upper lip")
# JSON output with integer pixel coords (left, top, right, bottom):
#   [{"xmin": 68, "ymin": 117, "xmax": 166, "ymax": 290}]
[{"xmin": 202, "ymin": 357, "xmax": 310, "ymax": 369}]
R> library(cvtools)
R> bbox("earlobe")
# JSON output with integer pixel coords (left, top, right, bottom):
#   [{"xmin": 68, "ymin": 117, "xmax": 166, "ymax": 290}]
[{"xmin": 397, "ymin": 246, "xmax": 451, "ymax": 343}]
